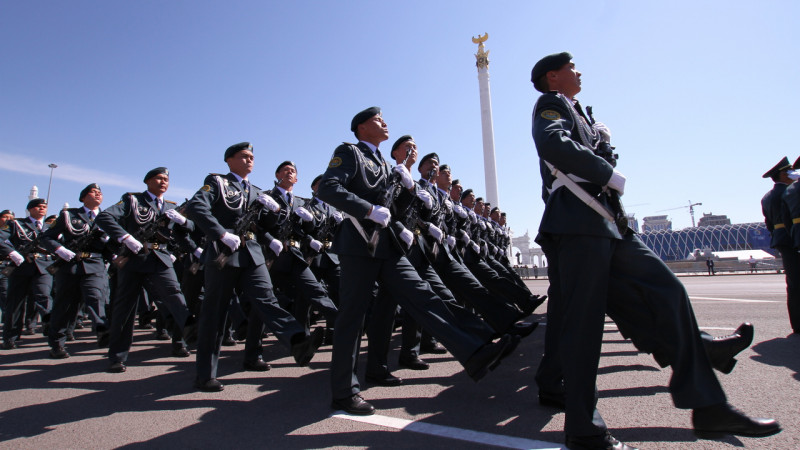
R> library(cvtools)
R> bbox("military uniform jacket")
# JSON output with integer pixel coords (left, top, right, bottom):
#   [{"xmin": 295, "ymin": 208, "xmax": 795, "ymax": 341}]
[
  {"xmin": 782, "ymin": 182, "xmax": 800, "ymax": 249},
  {"xmin": 186, "ymin": 173, "xmax": 269, "ymax": 268},
  {"xmin": 307, "ymin": 197, "xmax": 340, "ymax": 266},
  {"xmin": 96, "ymin": 191, "xmax": 193, "ymax": 270},
  {"xmin": 262, "ymin": 186, "xmax": 315, "ymax": 269},
  {"xmin": 532, "ymin": 91, "xmax": 620, "ymax": 239},
  {"xmin": 40, "ymin": 208, "xmax": 108, "ymax": 274},
  {"xmin": 317, "ymin": 141, "xmax": 405, "ymax": 259},
  {"xmin": 762, "ymin": 182, "xmax": 790, "ymax": 248},
  {"xmin": 0, "ymin": 218, "xmax": 53, "ymax": 275}
]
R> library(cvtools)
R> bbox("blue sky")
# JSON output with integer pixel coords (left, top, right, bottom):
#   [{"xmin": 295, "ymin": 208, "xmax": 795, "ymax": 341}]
[{"xmin": 2, "ymin": 1, "xmax": 798, "ymax": 245}]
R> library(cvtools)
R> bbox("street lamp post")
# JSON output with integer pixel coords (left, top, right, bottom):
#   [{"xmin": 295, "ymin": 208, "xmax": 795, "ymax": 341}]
[{"xmin": 46, "ymin": 163, "xmax": 57, "ymax": 205}]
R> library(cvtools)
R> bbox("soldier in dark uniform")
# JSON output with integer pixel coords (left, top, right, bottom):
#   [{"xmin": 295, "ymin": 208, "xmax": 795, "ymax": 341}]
[
  {"xmin": 317, "ymin": 107, "xmax": 512, "ymax": 416},
  {"xmin": 39, "ymin": 183, "xmax": 111, "ymax": 358},
  {"xmin": 185, "ymin": 142, "xmax": 324, "ymax": 392},
  {"xmin": 96, "ymin": 167, "xmax": 198, "ymax": 372},
  {"xmin": 766, "ymin": 157, "xmax": 800, "ymax": 334},
  {"xmin": 1, "ymin": 199, "xmax": 53, "ymax": 349},
  {"xmin": 530, "ymin": 51, "xmax": 779, "ymax": 448},
  {"xmin": 307, "ymin": 175, "xmax": 343, "ymax": 313},
  {"xmin": 0, "ymin": 209, "xmax": 14, "ymax": 320}
]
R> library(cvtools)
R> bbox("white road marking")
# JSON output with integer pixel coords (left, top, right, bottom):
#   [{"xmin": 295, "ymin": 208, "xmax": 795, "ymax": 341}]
[
  {"xmin": 332, "ymin": 412, "xmax": 564, "ymax": 449},
  {"xmin": 690, "ymin": 296, "xmax": 780, "ymax": 303}
]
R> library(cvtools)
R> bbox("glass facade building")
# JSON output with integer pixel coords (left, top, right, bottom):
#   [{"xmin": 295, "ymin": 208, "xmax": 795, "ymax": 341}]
[{"xmin": 639, "ymin": 222, "xmax": 773, "ymax": 261}]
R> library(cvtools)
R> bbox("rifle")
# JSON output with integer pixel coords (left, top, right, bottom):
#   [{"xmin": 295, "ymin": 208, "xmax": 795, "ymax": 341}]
[
  {"xmin": 47, "ymin": 228, "xmax": 106, "ymax": 275},
  {"xmin": 302, "ymin": 195, "xmax": 335, "ymax": 264},
  {"xmin": 113, "ymin": 199, "xmax": 188, "ymax": 269},
  {"xmin": 1, "ymin": 234, "xmax": 44, "ymax": 276},
  {"xmin": 364, "ymin": 147, "xmax": 413, "ymax": 255},
  {"xmin": 586, "ymin": 106, "xmax": 628, "ymax": 235},
  {"xmin": 214, "ymin": 198, "xmax": 265, "ymax": 269}
]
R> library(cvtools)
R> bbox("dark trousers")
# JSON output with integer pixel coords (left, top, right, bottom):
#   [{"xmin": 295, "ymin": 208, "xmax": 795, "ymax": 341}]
[
  {"xmin": 195, "ymin": 260, "xmax": 304, "ymax": 382},
  {"xmin": 538, "ymin": 232, "xmax": 726, "ymax": 437},
  {"xmin": 332, "ymin": 253, "xmax": 484, "ymax": 400},
  {"xmin": 108, "ymin": 264, "xmax": 190, "ymax": 363},
  {"xmin": 48, "ymin": 263, "xmax": 109, "ymax": 349},
  {"xmin": 3, "ymin": 267, "xmax": 52, "ymax": 344},
  {"xmin": 776, "ymin": 245, "xmax": 800, "ymax": 333},
  {"xmin": 465, "ymin": 252, "xmax": 538, "ymax": 311},
  {"xmin": 271, "ymin": 253, "xmax": 338, "ymax": 332}
]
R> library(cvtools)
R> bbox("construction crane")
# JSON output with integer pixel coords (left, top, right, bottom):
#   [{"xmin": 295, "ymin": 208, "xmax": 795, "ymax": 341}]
[{"xmin": 657, "ymin": 200, "xmax": 703, "ymax": 227}]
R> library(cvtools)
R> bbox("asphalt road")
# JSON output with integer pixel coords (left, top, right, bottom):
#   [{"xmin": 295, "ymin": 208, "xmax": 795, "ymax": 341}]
[{"xmin": 1, "ymin": 273, "xmax": 797, "ymax": 449}]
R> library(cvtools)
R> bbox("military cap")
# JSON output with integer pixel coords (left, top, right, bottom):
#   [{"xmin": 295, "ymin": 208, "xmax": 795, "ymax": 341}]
[
  {"xmin": 490, "ymin": 206, "xmax": 500, "ymax": 214},
  {"xmin": 143, "ymin": 167, "xmax": 169, "ymax": 182},
  {"xmin": 476, "ymin": 197, "xmax": 484, "ymax": 203},
  {"xmin": 224, "ymin": 142, "xmax": 253, "ymax": 161},
  {"xmin": 1, "ymin": 209, "xmax": 15, "ymax": 217},
  {"xmin": 391, "ymin": 135, "xmax": 414, "ymax": 156},
  {"xmin": 500, "ymin": 212, "xmax": 506, "ymax": 217},
  {"xmin": 351, "ymin": 106, "xmax": 381, "ymax": 132},
  {"xmin": 26, "ymin": 198, "xmax": 47, "ymax": 210},
  {"xmin": 460, "ymin": 188, "xmax": 474, "ymax": 201},
  {"xmin": 451, "ymin": 178, "xmax": 460, "ymax": 186},
  {"xmin": 311, "ymin": 174, "xmax": 323, "ymax": 189},
  {"xmin": 419, "ymin": 152, "xmax": 439, "ymax": 166},
  {"xmin": 439, "ymin": 164, "xmax": 451, "ymax": 173},
  {"xmin": 79, "ymin": 183, "xmax": 101, "ymax": 202},
  {"xmin": 275, "ymin": 160, "xmax": 296, "ymax": 174},
  {"xmin": 762, "ymin": 156, "xmax": 791, "ymax": 178},
  {"xmin": 531, "ymin": 51, "xmax": 573, "ymax": 83},
  {"xmin": 792, "ymin": 156, "xmax": 800, "ymax": 170}
]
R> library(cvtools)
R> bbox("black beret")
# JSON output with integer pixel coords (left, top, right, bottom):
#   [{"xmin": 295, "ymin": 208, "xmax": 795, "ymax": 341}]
[
  {"xmin": 762, "ymin": 156, "xmax": 791, "ymax": 178},
  {"xmin": 500, "ymin": 212, "xmax": 506, "ymax": 216},
  {"xmin": 79, "ymin": 183, "xmax": 101, "ymax": 202},
  {"xmin": 45, "ymin": 215, "xmax": 57, "ymax": 222},
  {"xmin": 439, "ymin": 164, "xmax": 450, "ymax": 173},
  {"xmin": 224, "ymin": 142, "xmax": 253, "ymax": 161},
  {"xmin": 490, "ymin": 207, "xmax": 500, "ymax": 214},
  {"xmin": 143, "ymin": 167, "xmax": 169, "ymax": 182},
  {"xmin": 531, "ymin": 51, "xmax": 573, "ymax": 83},
  {"xmin": 460, "ymin": 188, "xmax": 474, "ymax": 201},
  {"xmin": 26, "ymin": 198, "xmax": 47, "ymax": 210},
  {"xmin": 451, "ymin": 178, "xmax": 461, "ymax": 186},
  {"xmin": 351, "ymin": 106, "xmax": 381, "ymax": 132},
  {"xmin": 475, "ymin": 197, "xmax": 484, "ymax": 203},
  {"xmin": 311, "ymin": 174, "xmax": 323, "ymax": 189},
  {"xmin": 275, "ymin": 160, "xmax": 296, "ymax": 174},
  {"xmin": 419, "ymin": 152, "xmax": 439, "ymax": 166},
  {"xmin": 391, "ymin": 135, "xmax": 414, "ymax": 156},
  {"xmin": 0, "ymin": 209, "xmax": 15, "ymax": 216},
  {"xmin": 793, "ymin": 156, "xmax": 800, "ymax": 170}
]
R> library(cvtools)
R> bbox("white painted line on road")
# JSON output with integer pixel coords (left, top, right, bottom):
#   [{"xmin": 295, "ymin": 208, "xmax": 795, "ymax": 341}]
[
  {"xmin": 332, "ymin": 412, "xmax": 564, "ymax": 449},
  {"xmin": 690, "ymin": 296, "xmax": 780, "ymax": 303}
]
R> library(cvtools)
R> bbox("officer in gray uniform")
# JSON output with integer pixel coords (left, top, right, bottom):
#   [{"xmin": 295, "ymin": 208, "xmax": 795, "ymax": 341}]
[
  {"xmin": 317, "ymin": 107, "xmax": 511, "ymax": 416},
  {"xmin": 531, "ymin": 51, "xmax": 779, "ymax": 448}
]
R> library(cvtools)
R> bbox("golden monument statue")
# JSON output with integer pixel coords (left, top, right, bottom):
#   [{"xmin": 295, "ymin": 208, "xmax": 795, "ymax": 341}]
[{"xmin": 472, "ymin": 33, "xmax": 489, "ymax": 69}]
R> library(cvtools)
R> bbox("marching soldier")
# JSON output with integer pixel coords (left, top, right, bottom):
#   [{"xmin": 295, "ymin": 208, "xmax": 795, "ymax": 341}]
[
  {"xmin": 39, "ymin": 183, "xmax": 111, "ymax": 358},
  {"xmin": 96, "ymin": 167, "xmax": 198, "ymax": 372},
  {"xmin": 0, "ymin": 209, "xmax": 14, "ymax": 319},
  {"xmin": 185, "ymin": 142, "xmax": 324, "ymax": 392}
]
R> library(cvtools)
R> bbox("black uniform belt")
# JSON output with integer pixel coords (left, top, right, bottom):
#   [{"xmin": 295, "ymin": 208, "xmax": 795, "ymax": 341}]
[
  {"xmin": 77, "ymin": 252, "xmax": 103, "ymax": 259},
  {"xmin": 143, "ymin": 242, "xmax": 163, "ymax": 249},
  {"xmin": 31, "ymin": 253, "xmax": 53, "ymax": 260},
  {"xmin": 793, "ymin": 218, "xmax": 800, "ymax": 224},
  {"xmin": 774, "ymin": 223, "xmax": 786, "ymax": 229},
  {"xmin": 323, "ymin": 241, "xmax": 333, "ymax": 249},
  {"xmin": 283, "ymin": 239, "xmax": 301, "ymax": 249},
  {"xmin": 241, "ymin": 231, "xmax": 255, "ymax": 241}
]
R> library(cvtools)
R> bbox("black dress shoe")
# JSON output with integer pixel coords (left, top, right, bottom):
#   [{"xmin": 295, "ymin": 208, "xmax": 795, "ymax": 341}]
[
  {"xmin": 508, "ymin": 321, "xmax": 539, "ymax": 338},
  {"xmin": 243, "ymin": 358, "xmax": 271, "ymax": 371},
  {"xmin": 398, "ymin": 355, "xmax": 430, "ymax": 370},
  {"xmin": 49, "ymin": 347, "xmax": 70, "ymax": 359},
  {"xmin": 420, "ymin": 341, "xmax": 447, "ymax": 354},
  {"xmin": 490, "ymin": 334, "xmax": 521, "ymax": 370},
  {"xmin": 107, "ymin": 361, "xmax": 127, "ymax": 373},
  {"xmin": 222, "ymin": 333, "xmax": 237, "ymax": 346},
  {"xmin": 291, "ymin": 328, "xmax": 324, "ymax": 366},
  {"xmin": 74, "ymin": 321, "xmax": 85, "ymax": 329},
  {"xmin": 195, "ymin": 378, "xmax": 224, "ymax": 392},
  {"xmin": 23, "ymin": 328, "xmax": 35, "ymax": 336},
  {"xmin": 137, "ymin": 321, "xmax": 154, "ymax": 330},
  {"xmin": 365, "ymin": 372, "xmax": 403, "ymax": 386},
  {"xmin": 538, "ymin": 389, "xmax": 566, "ymax": 409},
  {"xmin": 703, "ymin": 322, "xmax": 754, "ymax": 374},
  {"xmin": 693, "ymin": 403, "xmax": 781, "ymax": 438},
  {"xmin": 331, "ymin": 394, "xmax": 375, "ymax": 415},
  {"xmin": 155, "ymin": 329, "xmax": 171, "ymax": 340},
  {"xmin": 97, "ymin": 331, "xmax": 110, "ymax": 348},
  {"xmin": 2, "ymin": 341, "xmax": 18, "ymax": 350},
  {"xmin": 171, "ymin": 344, "xmax": 191, "ymax": 357},
  {"xmin": 464, "ymin": 334, "xmax": 510, "ymax": 382},
  {"xmin": 566, "ymin": 431, "xmax": 637, "ymax": 450}
]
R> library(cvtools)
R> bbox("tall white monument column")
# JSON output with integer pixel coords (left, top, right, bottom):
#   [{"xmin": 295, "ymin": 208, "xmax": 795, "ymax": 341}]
[{"xmin": 472, "ymin": 33, "xmax": 499, "ymax": 207}]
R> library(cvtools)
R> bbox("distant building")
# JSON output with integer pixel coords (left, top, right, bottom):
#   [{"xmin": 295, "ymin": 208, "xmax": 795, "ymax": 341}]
[
  {"xmin": 642, "ymin": 215, "xmax": 672, "ymax": 232},
  {"xmin": 626, "ymin": 214, "xmax": 639, "ymax": 233},
  {"xmin": 697, "ymin": 213, "xmax": 731, "ymax": 227},
  {"xmin": 639, "ymin": 222, "xmax": 771, "ymax": 261}
]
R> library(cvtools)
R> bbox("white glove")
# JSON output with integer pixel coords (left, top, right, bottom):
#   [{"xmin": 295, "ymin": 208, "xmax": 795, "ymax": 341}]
[
  {"xmin": 8, "ymin": 250, "xmax": 24, "ymax": 266},
  {"xmin": 309, "ymin": 239, "xmax": 323, "ymax": 252},
  {"xmin": 269, "ymin": 239, "xmax": 283, "ymax": 256},
  {"xmin": 454, "ymin": 204, "xmax": 467, "ymax": 218},
  {"xmin": 607, "ymin": 170, "xmax": 626, "ymax": 196},
  {"xmin": 122, "ymin": 235, "xmax": 143, "ymax": 253},
  {"xmin": 193, "ymin": 248, "xmax": 203, "ymax": 258},
  {"xmin": 460, "ymin": 233, "xmax": 471, "ymax": 244},
  {"xmin": 446, "ymin": 235, "xmax": 456, "ymax": 248},
  {"xmin": 789, "ymin": 170, "xmax": 800, "ymax": 181},
  {"xmin": 399, "ymin": 228, "xmax": 414, "ymax": 248},
  {"xmin": 478, "ymin": 220, "xmax": 487, "ymax": 230},
  {"xmin": 295, "ymin": 207, "xmax": 313, "ymax": 222},
  {"xmin": 332, "ymin": 211, "xmax": 343, "ymax": 223},
  {"xmin": 55, "ymin": 246, "xmax": 76, "ymax": 262},
  {"xmin": 220, "ymin": 232, "xmax": 241, "ymax": 252},
  {"xmin": 367, "ymin": 205, "xmax": 391, "ymax": 227},
  {"xmin": 594, "ymin": 121, "xmax": 612, "ymax": 143},
  {"xmin": 170, "ymin": 254, "xmax": 177, "ymax": 263},
  {"xmin": 427, "ymin": 224, "xmax": 443, "ymax": 243},
  {"xmin": 470, "ymin": 242, "xmax": 480, "ymax": 254},
  {"xmin": 257, "ymin": 193, "xmax": 280, "ymax": 212},
  {"xmin": 444, "ymin": 199, "xmax": 453, "ymax": 212},
  {"xmin": 164, "ymin": 209, "xmax": 187, "ymax": 226},
  {"xmin": 468, "ymin": 210, "xmax": 477, "ymax": 223},
  {"xmin": 393, "ymin": 164, "xmax": 414, "ymax": 190},
  {"xmin": 416, "ymin": 189, "xmax": 434, "ymax": 210}
]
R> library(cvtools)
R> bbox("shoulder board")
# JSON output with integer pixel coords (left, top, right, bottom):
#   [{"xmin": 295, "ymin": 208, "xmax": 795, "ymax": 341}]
[
  {"xmin": 209, "ymin": 173, "xmax": 224, "ymax": 176},
  {"xmin": 165, "ymin": 200, "xmax": 177, "ymax": 205},
  {"xmin": 252, "ymin": 184, "xmax": 263, "ymax": 190},
  {"xmin": 342, "ymin": 142, "xmax": 356, "ymax": 146}
]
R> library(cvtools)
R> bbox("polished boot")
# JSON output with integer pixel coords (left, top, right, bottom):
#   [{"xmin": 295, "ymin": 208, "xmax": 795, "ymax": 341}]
[
  {"xmin": 464, "ymin": 334, "xmax": 510, "ymax": 382},
  {"xmin": 703, "ymin": 323, "xmax": 754, "ymax": 374},
  {"xmin": 331, "ymin": 394, "xmax": 375, "ymax": 415},
  {"xmin": 194, "ymin": 378, "xmax": 224, "ymax": 392},
  {"xmin": 291, "ymin": 327, "xmax": 324, "ymax": 366},
  {"xmin": 565, "ymin": 431, "xmax": 637, "ymax": 450},
  {"xmin": 365, "ymin": 372, "xmax": 403, "ymax": 386},
  {"xmin": 693, "ymin": 403, "xmax": 781, "ymax": 438}
]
